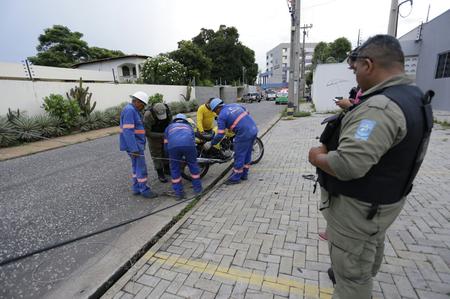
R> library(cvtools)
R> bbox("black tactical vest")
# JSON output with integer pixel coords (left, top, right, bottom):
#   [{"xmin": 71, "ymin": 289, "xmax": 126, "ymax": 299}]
[{"xmin": 317, "ymin": 85, "xmax": 433, "ymax": 206}]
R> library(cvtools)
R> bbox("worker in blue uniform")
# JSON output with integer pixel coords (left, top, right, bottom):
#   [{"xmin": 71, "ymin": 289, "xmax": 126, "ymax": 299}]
[
  {"xmin": 119, "ymin": 91, "xmax": 157, "ymax": 199},
  {"xmin": 204, "ymin": 98, "xmax": 258, "ymax": 184},
  {"xmin": 164, "ymin": 114, "xmax": 202, "ymax": 200}
]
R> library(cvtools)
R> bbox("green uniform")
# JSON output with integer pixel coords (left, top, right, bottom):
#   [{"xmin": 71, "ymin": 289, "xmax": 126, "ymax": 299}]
[
  {"xmin": 143, "ymin": 109, "xmax": 171, "ymax": 172},
  {"xmin": 322, "ymin": 74, "xmax": 412, "ymax": 299}
]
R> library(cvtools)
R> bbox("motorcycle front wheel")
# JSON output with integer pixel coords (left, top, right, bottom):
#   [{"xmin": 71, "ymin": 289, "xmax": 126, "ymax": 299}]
[{"xmin": 250, "ymin": 137, "xmax": 264, "ymax": 165}]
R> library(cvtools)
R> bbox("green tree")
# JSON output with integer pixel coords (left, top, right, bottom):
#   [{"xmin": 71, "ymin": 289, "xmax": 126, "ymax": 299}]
[
  {"xmin": 328, "ymin": 37, "xmax": 352, "ymax": 63},
  {"xmin": 312, "ymin": 42, "xmax": 331, "ymax": 66},
  {"xmin": 192, "ymin": 25, "xmax": 258, "ymax": 85},
  {"xmin": 28, "ymin": 25, "xmax": 126, "ymax": 67},
  {"xmin": 140, "ymin": 55, "xmax": 187, "ymax": 85},
  {"xmin": 88, "ymin": 47, "xmax": 125, "ymax": 60},
  {"xmin": 28, "ymin": 25, "xmax": 90, "ymax": 67},
  {"xmin": 169, "ymin": 40, "xmax": 212, "ymax": 84}
]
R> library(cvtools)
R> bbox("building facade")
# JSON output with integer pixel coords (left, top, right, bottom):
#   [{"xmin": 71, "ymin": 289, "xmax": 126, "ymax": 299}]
[
  {"xmin": 399, "ymin": 9, "xmax": 450, "ymax": 112},
  {"xmin": 72, "ymin": 55, "xmax": 148, "ymax": 83},
  {"xmin": 259, "ymin": 42, "xmax": 317, "ymax": 90}
]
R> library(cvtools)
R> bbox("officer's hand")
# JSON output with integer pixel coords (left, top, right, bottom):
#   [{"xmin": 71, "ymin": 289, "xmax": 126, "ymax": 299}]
[{"xmin": 203, "ymin": 141, "xmax": 212, "ymax": 151}]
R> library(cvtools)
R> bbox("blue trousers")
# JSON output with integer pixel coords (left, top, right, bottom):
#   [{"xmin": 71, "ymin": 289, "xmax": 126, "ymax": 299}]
[
  {"xmin": 229, "ymin": 136, "xmax": 256, "ymax": 181},
  {"xmin": 129, "ymin": 152, "xmax": 151, "ymax": 195},
  {"xmin": 168, "ymin": 146, "xmax": 202, "ymax": 196}
]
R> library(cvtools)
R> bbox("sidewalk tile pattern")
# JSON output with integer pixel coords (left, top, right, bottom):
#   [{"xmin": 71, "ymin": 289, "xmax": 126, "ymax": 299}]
[{"xmin": 109, "ymin": 114, "xmax": 450, "ymax": 299}]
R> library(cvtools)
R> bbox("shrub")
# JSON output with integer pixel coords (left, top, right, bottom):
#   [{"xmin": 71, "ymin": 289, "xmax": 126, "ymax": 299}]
[
  {"xmin": 42, "ymin": 94, "xmax": 81, "ymax": 128},
  {"xmin": 188, "ymin": 99, "xmax": 199, "ymax": 112},
  {"xmin": 35, "ymin": 115, "xmax": 65, "ymax": 137},
  {"xmin": 10, "ymin": 116, "xmax": 42, "ymax": 142},
  {"xmin": 148, "ymin": 93, "xmax": 163, "ymax": 105},
  {"xmin": 168, "ymin": 101, "xmax": 185, "ymax": 114},
  {"xmin": 0, "ymin": 117, "xmax": 19, "ymax": 147}
]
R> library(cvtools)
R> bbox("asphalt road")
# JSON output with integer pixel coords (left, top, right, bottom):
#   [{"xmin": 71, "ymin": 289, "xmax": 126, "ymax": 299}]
[{"xmin": 0, "ymin": 100, "xmax": 284, "ymax": 298}]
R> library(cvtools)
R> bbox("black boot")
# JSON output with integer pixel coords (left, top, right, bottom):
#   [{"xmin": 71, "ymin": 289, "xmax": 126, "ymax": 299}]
[
  {"xmin": 157, "ymin": 169, "xmax": 168, "ymax": 183},
  {"xmin": 328, "ymin": 267, "xmax": 336, "ymax": 285}
]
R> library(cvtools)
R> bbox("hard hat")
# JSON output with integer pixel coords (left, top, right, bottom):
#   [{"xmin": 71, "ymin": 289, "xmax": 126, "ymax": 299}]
[
  {"xmin": 130, "ymin": 91, "xmax": 148, "ymax": 104},
  {"xmin": 209, "ymin": 98, "xmax": 224, "ymax": 112},
  {"xmin": 153, "ymin": 103, "xmax": 167, "ymax": 120},
  {"xmin": 174, "ymin": 113, "xmax": 187, "ymax": 121}
]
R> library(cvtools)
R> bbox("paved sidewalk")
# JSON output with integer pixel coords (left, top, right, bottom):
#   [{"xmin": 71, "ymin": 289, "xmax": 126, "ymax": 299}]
[{"xmin": 103, "ymin": 114, "xmax": 450, "ymax": 299}]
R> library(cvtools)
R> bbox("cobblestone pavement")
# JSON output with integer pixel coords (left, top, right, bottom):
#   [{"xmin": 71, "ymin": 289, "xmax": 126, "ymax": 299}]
[{"xmin": 104, "ymin": 113, "xmax": 450, "ymax": 299}]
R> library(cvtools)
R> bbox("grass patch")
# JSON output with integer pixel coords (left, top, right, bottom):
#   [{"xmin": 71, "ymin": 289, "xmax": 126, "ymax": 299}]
[
  {"xmin": 281, "ymin": 108, "xmax": 311, "ymax": 117},
  {"xmin": 434, "ymin": 119, "xmax": 450, "ymax": 129}
]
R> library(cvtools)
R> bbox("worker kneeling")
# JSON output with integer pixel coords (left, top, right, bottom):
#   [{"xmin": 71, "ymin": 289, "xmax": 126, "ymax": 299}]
[{"xmin": 164, "ymin": 114, "xmax": 203, "ymax": 200}]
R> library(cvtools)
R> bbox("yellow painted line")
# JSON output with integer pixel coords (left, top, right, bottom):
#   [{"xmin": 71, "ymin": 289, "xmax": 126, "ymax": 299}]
[{"xmin": 144, "ymin": 252, "xmax": 335, "ymax": 298}]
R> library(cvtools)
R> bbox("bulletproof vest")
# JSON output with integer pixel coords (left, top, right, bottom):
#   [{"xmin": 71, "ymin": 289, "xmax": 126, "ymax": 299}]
[
  {"xmin": 147, "ymin": 104, "xmax": 171, "ymax": 133},
  {"xmin": 317, "ymin": 84, "xmax": 434, "ymax": 205}
]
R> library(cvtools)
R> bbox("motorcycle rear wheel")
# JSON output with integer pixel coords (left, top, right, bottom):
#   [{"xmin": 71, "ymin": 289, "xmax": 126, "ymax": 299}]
[
  {"xmin": 181, "ymin": 162, "xmax": 210, "ymax": 181},
  {"xmin": 250, "ymin": 137, "xmax": 264, "ymax": 165}
]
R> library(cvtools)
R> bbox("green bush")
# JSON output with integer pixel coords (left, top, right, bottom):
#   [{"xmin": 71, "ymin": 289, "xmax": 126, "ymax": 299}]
[
  {"xmin": 42, "ymin": 94, "xmax": 81, "ymax": 128},
  {"xmin": 168, "ymin": 101, "xmax": 184, "ymax": 114},
  {"xmin": 0, "ymin": 117, "xmax": 19, "ymax": 147},
  {"xmin": 35, "ymin": 115, "xmax": 65, "ymax": 137},
  {"xmin": 11, "ymin": 116, "xmax": 42, "ymax": 142},
  {"xmin": 148, "ymin": 93, "xmax": 163, "ymax": 105},
  {"xmin": 188, "ymin": 99, "xmax": 199, "ymax": 112}
]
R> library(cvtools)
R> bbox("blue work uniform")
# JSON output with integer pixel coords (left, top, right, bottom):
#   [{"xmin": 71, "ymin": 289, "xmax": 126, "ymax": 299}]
[
  {"xmin": 119, "ymin": 103, "xmax": 152, "ymax": 196},
  {"xmin": 211, "ymin": 104, "xmax": 258, "ymax": 182},
  {"xmin": 164, "ymin": 120, "xmax": 202, "ymax": 197}
]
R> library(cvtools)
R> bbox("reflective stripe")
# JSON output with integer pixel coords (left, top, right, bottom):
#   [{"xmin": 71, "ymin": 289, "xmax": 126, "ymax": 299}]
[
  {"xmin": 233, "ymin": 168, "xmax": 244, "ymax": 173},
  {"xmin": 164, "ymin": 139, "xmax": 168, "ymax": 144},
  {"xmin": 134, "ymin": 129, "xmax": 145, "ymax": 134},
  {"xmin": 191, "ymin": 174, "xmax": 200, "ymax": 179},
  {"xmin": 168, "ymin": 126, "xmax": 191, "ymax": 134},
  {"xmin": 217, "ymin": 129, "xmax": 225, "ymax": 134},
  {"xmin": 132, "ymin": 174, "xmax": 137, "ymax": 178},
  {"xmin": 122, "ymin": 124, "xmax": 135, "ymax": 129},
  {"xmin": 172, "ymin": 177, "xmax": 182, "ymax": 183},
  {"xmin": 230, "ymin": 112, "xmax": 248, "ymax": 130},
  {"xmin": 244, "ymin": 164, "xmax": 250, "ymax": 169},
  {"xmin": 137, "ymin": 177, "xmax": 147, "ymax": 183}
]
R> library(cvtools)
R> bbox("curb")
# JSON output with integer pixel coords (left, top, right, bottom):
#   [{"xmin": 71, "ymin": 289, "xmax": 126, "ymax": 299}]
[{"xmin": 99, "ymin": 113, "xmax": 282, "ymax": 298}]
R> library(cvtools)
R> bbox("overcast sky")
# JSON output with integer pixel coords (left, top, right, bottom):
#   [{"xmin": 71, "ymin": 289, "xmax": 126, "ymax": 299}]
[{"xmin": 0, "ymin": 0, "xmax": 448, "ymax": 71}]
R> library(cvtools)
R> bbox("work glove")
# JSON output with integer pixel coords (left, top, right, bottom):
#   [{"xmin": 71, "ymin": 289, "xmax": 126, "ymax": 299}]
[{"xmin": 203, "ymin": 141, "xmax": 212, "ymax": 151}]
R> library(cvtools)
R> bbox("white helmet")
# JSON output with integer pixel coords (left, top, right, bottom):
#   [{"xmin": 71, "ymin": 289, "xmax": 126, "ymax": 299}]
[{"xmin": 130, "ymin": 91, "xmax": 148, "ymax": 104}]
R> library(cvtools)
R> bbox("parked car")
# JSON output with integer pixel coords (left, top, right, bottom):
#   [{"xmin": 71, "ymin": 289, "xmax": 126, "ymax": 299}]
[
  {"xmin": 265, "ymin": 90, "xmax": 277, "ymax": 101},
  {"xmin": 242, "ymin": 92, "xmax": 261, "ymax": 103},
  {"xmin": 275, "ymin": 91, "xmax": 288, "ymax": 105}
]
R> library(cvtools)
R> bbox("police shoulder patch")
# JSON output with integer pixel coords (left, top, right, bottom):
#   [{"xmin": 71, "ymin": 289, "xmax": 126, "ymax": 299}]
[{"xmin": 354, "ymin": 119, "xmax": 377, "ymax": 141}]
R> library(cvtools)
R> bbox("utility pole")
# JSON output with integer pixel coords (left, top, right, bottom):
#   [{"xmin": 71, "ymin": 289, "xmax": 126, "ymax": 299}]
[
  {"xmin": 387, "ymin": 0, "xmax": 399, "ymax": 36},
  {"xmin": 300, "ymin": 24, "xmax": 312, "ymax": 98},
  {"xmin": 287, "ymin": 0, "xmax": 301, "ymax": 111},
  {"xmin": 387, "ymin": 0, "xmax": 413, "ymax": 37}
]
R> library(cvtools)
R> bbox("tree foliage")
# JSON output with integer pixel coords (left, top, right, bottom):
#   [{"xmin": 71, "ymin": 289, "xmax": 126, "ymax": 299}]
[
  {"xmin": 140, "ymin": 55, "xmax": 187, "ymax": 85},
  {"xmin": 28, "ymin": 25, "xmax": 125, "ymax": 67},
  {"xmin": 311, "ymin": 37, "xmax": 352, "ymax": 67},
  {"xmin": 169, "ymin": 40, "xmax": 212, "ymax": 84},
  {"xmin": 192, "ymin": 25, "xmax": 258, "ymax": 85}
]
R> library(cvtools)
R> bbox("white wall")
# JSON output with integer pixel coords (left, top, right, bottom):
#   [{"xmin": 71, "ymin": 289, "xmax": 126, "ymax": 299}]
[
  {"xmin": 0, "ymin": 62, "xmax": 113, "ymax": 82},
  {"xmin": 311, "ymin": 63, "xmax": 357, "ymax": 112},
  {"xmin": 0, "ymin": 80, "xmax": 194, "ymax": 116}
]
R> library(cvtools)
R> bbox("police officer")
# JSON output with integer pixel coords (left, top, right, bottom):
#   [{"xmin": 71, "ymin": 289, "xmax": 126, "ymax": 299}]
[
  {"xmin": 308, "ymin": 35, "xmax": 433, "ymax": 298},
  {"xmin": 143, "ymin": 102, "xmax": 172, "ymax": 183},
  {"xmin": 119, "ymin": 91, "xmax": 158, "ymax": 199},
  {"xmin": 164, "ymin": 114, "xmax": 202, "ymax": 200},
  {"xmin": 204, "ymin": 98, "xmax": 258, "ymax": 184}
]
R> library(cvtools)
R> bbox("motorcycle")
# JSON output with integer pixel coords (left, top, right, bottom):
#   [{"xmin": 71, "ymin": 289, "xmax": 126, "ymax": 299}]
[{"xmin": 181, "ymin": 131, "xmax": 264, "ymax": 180}]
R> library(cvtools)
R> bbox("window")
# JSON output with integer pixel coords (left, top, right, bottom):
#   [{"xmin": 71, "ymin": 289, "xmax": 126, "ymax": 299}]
[
  {"xmin": 435, "ymin": 51, "xmax": 450, "ymax": 79},
  {"xmin": 132, "ymin": 67, "xmax": 137, "ymax": 76},
  {"xmin": 122, "ymin": 66, "xmax": 130, "ymax": 76}
]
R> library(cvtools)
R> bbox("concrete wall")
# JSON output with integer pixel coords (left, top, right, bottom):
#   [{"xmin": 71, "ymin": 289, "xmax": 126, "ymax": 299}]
[
  {"xmin": 0, "ymin": 80, "xmax": 194, "ymax": 116},
  {"xmin": 415, "ymin": 11, "xmax": 450, "ymax": 111},
  {"xmin": 311, "ymin": 63, "xmax": 357, "ymax": 112},
  {"xmin": 0, "ymin": 62, "xmax": 113, "ymax": 82},
  {"xmin": 194, "ymin": 87, "xmax": 220, "ymax": 105}
]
